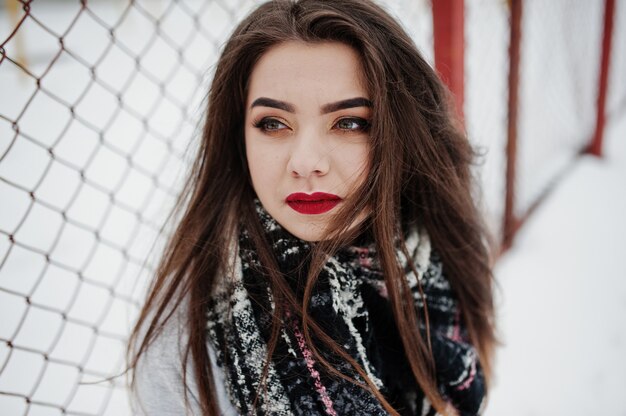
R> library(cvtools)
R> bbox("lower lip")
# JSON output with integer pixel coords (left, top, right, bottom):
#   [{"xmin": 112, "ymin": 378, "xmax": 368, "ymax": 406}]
[{"xmin": 287, "ymin": 199, "xmax": 341, "ymax": 215}]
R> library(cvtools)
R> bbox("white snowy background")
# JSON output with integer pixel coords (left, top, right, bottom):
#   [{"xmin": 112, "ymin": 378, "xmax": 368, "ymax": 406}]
[{"xmin": 0, "ymin": 0, "xmax": 624, "ymax": 414}]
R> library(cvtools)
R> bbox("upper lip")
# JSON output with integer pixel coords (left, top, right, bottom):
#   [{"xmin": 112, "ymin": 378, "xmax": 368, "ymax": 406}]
[{"xmin": 286, "ymin": 192, "xmax": 341, "ymax": 202}]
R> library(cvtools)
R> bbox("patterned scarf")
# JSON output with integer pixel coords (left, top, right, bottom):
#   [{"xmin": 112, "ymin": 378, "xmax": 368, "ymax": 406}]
[{"xmin": 206, "ymin": 204, "xmax": 485, "ymax": 415}]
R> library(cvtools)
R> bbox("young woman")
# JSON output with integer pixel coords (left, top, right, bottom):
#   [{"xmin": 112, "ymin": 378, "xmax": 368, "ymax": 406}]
[{"xmin": 128, "ymin": 1, "xmax": 496, "ymax": 415}]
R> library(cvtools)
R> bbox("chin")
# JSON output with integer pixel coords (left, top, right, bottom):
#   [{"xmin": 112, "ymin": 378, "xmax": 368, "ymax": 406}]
[
  {"xmin": 283, "ymin": 222, "xmax": 328, "ymax": 242},
  {"xmin": 282, "ymin": 212, "xmax": 370, "ymax": 243}
]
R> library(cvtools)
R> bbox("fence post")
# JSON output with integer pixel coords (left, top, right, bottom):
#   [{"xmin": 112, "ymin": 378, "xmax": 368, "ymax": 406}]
[
  {"xmin": 502, "ymin": 0, "xmax": 523, "ymax": 252},
  {"xmin": 432, "ymin": 0, "xmax": 465, "ymax": 121},
  {"xmin": 588, "ymin": 0, "xmax": 615, "ymax": 157}
]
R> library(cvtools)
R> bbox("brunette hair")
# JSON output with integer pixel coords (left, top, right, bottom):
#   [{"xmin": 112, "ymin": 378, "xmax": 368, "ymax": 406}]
[{"xmin": 128, "ymin": 0, "xmax": 496, "ymax": 414}]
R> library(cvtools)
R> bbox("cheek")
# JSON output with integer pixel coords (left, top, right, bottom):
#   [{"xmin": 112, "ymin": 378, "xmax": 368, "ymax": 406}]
[
  {"xmin": 245, "ymin": 137, "xmax": 284, "ymax": 192},
  {"xmin": 341, "ymin": 143, "xmax": 370, "ymax": 183},
  {"xmin": 245, "ymin": 143, "xmax": 264, "ymax": 187}
]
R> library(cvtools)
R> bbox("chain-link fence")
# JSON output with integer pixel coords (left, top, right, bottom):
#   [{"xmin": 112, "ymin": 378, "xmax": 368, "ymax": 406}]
[
  {"xmin": 465, "ymin": 0, "xmax": 624, "ymax": 248},
  {"xmin": 514, "ymin": 0, "xmax": 610, "ymax": 221},
  {"xmin": 0, "ymin": 0, "xmax": 264, "ymax": 413},
  {"xmin": 1, "ymin": 0, "xmax": 624, "ymax": 414}
]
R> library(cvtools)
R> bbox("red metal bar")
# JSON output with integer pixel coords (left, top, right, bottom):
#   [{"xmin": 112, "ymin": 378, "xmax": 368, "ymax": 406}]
[
  {"xmin": 502, "ymin": 0, "xmax": 523, "ymax": 252},
  {"xmin": 432, "ymin": 0, "xmax": 465, "ymax": 121},
  {"xmin": 588, "ymin": 0, "xmax": 615, "ymax": 157}
]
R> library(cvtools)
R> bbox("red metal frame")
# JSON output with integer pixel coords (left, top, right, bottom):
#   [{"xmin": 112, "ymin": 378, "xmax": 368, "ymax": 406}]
[
  {"xmin": 432, "ymin": 0, "xmax": 465, "ymax": 121},
  {"xmin": 588, "ymin": 0, "xmax": 615, "ymax": 157},
  {"xmin": 502, "ymin": 0, "xmax": 523, "ymax": 252}
]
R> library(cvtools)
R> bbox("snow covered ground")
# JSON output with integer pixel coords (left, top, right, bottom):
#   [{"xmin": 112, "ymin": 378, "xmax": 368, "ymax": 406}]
[{"xmin": 486, "ymin": 112, "xmax": 626, "ymax": 415}]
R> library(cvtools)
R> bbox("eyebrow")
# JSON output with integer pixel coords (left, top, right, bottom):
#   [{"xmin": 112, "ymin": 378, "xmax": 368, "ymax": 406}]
[
  {"xmin": 250, "ymin": 97, "xmax": 295, "ymax": 113},
  {"xmin": 250, "ymin": 97, "xmax": 372, "ymax": 114}
]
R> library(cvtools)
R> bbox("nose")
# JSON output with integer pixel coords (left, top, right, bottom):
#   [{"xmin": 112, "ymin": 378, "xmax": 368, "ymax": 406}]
[{"xmin": 287, "ymin": 130, "xmax": 330, "ymax": 178}]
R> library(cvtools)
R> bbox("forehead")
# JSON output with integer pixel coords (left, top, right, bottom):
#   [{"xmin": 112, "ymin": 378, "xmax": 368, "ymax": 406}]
[{"xmin": 246, "ymin": 41, "xmax": 368, "ymax": 107}]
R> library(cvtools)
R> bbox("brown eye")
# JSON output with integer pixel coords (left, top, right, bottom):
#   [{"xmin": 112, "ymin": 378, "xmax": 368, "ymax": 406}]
[{"xmin": 334, "ymin": 117, "xmax": 369, "ymax": 131}]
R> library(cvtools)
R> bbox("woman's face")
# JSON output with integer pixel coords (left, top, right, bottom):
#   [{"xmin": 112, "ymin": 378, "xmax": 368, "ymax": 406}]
[{"xmin": 245, "ymin": 41, "xmax": 371, "ymax": 241}]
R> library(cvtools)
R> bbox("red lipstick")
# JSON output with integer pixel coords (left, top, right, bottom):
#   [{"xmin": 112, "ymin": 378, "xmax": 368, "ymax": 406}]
[{"xmin": 286, "ymin": 192, "xmax": 341, "ymax": 215}]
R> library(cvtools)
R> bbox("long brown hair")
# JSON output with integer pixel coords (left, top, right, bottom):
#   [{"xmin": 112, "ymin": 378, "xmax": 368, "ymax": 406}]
[{"xmin": 128, "ymin": 1, "xmax": 496, "ymax": 414}]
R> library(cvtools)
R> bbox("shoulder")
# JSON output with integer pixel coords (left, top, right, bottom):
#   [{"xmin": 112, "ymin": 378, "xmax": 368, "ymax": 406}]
[
  {"xmin": 130, "ymin": 297, "xmax": 201, "ymax": 415},
  {"xmin": 131, "ymin": 297, "xmax": 238, "ymax": 415}
]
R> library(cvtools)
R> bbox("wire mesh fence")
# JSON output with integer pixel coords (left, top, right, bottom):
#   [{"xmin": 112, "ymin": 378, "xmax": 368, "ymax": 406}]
[
  {"xmin": 515, "ymin": 0, "xmax": 605, "ymax": 217},
  {"xmin": 466, "ymin": 0, "xmax": 624, "ymax": 247},
  {"xmin": 465, "ymin": 0, "xmax": 510, "ymax": 237},
  {"xmin": 1, "ymin": 0, "xmax": 624, "ymax": 414},
  {"xmin": 0, "ymin": 0, "xmax": 266, "ymax": 413}
]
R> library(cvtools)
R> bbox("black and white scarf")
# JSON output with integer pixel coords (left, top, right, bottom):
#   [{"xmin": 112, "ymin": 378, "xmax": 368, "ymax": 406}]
[{"xmin": 206, "ymin": 204, "xmax": 485, "ymax": 415}]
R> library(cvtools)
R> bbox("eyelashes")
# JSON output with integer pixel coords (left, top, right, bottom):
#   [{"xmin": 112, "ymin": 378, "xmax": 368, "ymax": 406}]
[
  {"xmin": 252, "ymin": 116, "xmax": 370, "ymax": 134},
  {"xmin": 253, "ymin": 117, "xmax": 288, "ymax": 132},
  {"xmin": 334, "ymin": 117, "xmax": 369, "ymax": 132}
]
